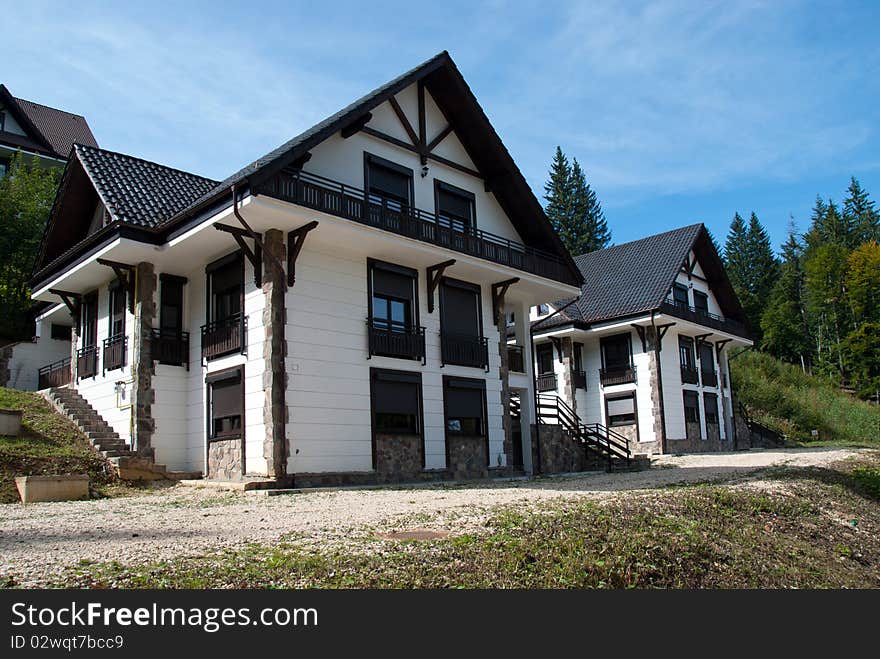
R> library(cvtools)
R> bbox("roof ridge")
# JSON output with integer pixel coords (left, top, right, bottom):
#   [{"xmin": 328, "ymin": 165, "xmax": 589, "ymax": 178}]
[
  {"xmin": 573, "ymin": 223, "xmax": 704, "ymax": 261},
  {"xmin": 14, "ymin": 96, "xmax": 88, "ymax": 120},
  {"xmin": 73, "ymin": 143, "xmax": 219, "ymax": 185}
]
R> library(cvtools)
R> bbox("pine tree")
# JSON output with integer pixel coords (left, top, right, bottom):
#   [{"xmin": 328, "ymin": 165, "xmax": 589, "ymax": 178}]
[
  {"xmin": 543, "ymin": 147, "xmax": 611, "ymax": 256},
  {"xmin": 723, "ymin": 212, "xmax": 757, "ymax": 331},
  {"xmin": 746, "ymin": 212, "xmax": 779, "ymax": 304},
  {"xmin": 813, "ymin": 199, "xmax": 854, "ymax": 248},
  {"xmin": 843, "ymin": 177, "xmax": 879, "ymax": 244}
]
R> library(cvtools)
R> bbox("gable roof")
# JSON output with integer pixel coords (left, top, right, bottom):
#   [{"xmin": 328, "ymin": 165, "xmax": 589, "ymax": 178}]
[
  {"xmin": 0, "ymin": 84, "xmax": 97, "ymax": 158},
  {"xmin": 534, "ymin": 223, "xmax": 749, "ymax": 332}
]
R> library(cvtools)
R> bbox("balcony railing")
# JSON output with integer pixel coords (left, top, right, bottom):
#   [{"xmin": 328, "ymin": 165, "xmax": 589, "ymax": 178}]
[
  {"xmin": 507, "ymin": 345, "xmax": 525, "ymax": 373},
  {"xmin": 102, "ymin": 334, "xmax": 127, "ymax": 374},
  {"xmin": 367, "ymin": 321, "xmax": 426, "ymax": 364},
  {"xmin": 572, "ymin": 370, "xmax": 587, "ymax": 390},
  {"xmin": 701, "ymin": 369, "xmax": 718, "ymax": 388},
  {"xmin": 201, "ymin": 313, "xmax": 247, "ymax": 362},
  {"xmin": 440, "ymin": 332, "xmax": 489, "ymax": 371},
  {"xmin": 38, "ymin": 357, "xmax": 71, "ymax": 389},
  {"xmin": 660, "ymin": 300, "xmax": 749, "ymax": 338},
  {"xmin": 258, "ymin": 169, "xmax": 578, "ymax": 286},
  {"xmin": 537, "ymin": 373, "xmax": 557, "ymax": 392},
  {"xmin": 76, "ymin": 345, "xmax": 98, "ymax": 380},
  {"xmin": 681, "ymin": 365, "xmax": 699, "ymax": 384},
  {"xmin": 600, "ymin": 367, "xmax": 636, "ymax": 386},
  {"xmin": 152, "ymin": 329, "xmax": 190, "ymax": 369}
]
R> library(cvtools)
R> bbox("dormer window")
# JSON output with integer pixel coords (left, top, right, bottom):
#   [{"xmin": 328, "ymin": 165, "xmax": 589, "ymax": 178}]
[
  {"xmin": 435, "ymin": 180, "xmax": 475, "ymax": 233},
  {"xmin": 365, "ymin": 154, "xmax": 412, "ymax": 213},
  {"xmin": 672, "ymin": 283, "xmax": 689, "ymax": 308}
]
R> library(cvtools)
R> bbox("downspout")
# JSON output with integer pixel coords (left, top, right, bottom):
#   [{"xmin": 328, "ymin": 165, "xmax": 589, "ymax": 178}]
[
  {"xmin": 530, "ymin": 299, "xmax": 578, "ymax": 475},
  {"xmin": 650, "ymin": 311, "xmax": 668, "ymax": 454}
]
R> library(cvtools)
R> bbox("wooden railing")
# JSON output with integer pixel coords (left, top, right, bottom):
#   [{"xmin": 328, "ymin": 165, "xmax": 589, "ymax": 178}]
[
  {"xmin": 367, "ymin": 321, "xmax": 426, "ymax": 363},
  {"xmin": 76, "ymin": 345, "xmax": 98, "ymax": 380},
  {"xmin": 38, "ymin": 357, "xmax": 71, "ymax": 389},
  {"xmin": 151, "ymin": 329, "xmax": 190, "ymax": 369},
  {"xmin": 259, "ymin": 169, "xmax": 579, "ymax": 286},
  {"xmin": 102, "ymin": 334, "xmax": 127, "ymax": 374},
  {"xmin": 599, "ymin": 367, "xmax": 635, "ymax": 386},
  {"xmin": 507, "ymin": 345, "xmax": 525, "ymax": 372},
  {"xmin": 536, "ymin": 373, "xmax": 557, "ymax": 392},
  {"xmin": 201, "ymin": 313, "xmax": 247, "ymax": 362},
  {"xmin": 660, "ymin": 300, "xmax": 749, "ymax": 338},
  {"xmin": 681, "ymin": 366, "xmax": 699, "ymax": 384},
  {"xmin": 440, "ymin": 332, "xmax": 489, "ymax": 370}
]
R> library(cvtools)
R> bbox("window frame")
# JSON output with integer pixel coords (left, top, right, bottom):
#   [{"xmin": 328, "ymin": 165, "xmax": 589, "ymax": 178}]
[
  {"xmin": 679, "ymin": 336, "xmax": 696, "ymax": 370},
  {"xmin": 704, "ymin": 392, "xmax": 719, "ymax": 426},
  {"xmin": 50, "ymin": 324, "xmax": 72, "ymax": 341},
  {"xmin": 537, "ymin": 303, "xmax": 549, "ymax": 315},
  {"xmin": 205, "ymin": 251, "xmax": 244, "ymax": 325},
  {"xmin": 367, "ymin": 259, "xmax": 419, "ymax": 333},
  {"xmin": 108, "ymin": 280, "xmax": 126, "ymax": 339},
  {"xmin": 364, "ymin": 152, "xmax": 414, "ymax": 212},
  {"xmin": 536, "ymin": 342, "xmax": 554, "ymax": 375},
  {"xmin": 605, "ymin": 392, "xmax": 638, "ymax": 429},
  {"xmin": 600, "ymin": 332, "xmax": 633, "ymax": 371},
  {"xmin": 80, "ymin": 291, "xmax": 98, "ymax": 348},
  {"xmin": 370, "ymin": 367, "xmax": 424, "ymax": 436},
  {"xmin": 683, "ymin": 390, "xmax": 701, "ymax": 425},
  {"xmin": 159, "ymin": 273, "xmax": 187, "ymax": 335},
  {"xmin": 434, "ymin": 179, "xmax": 476, "ymax": 233},
  {"xmin": 439, "ymin": 277, "xmax": 484, "ymax": 340},
  {"xmin": 698, "ymin": 341, "xmax": 715, "ymax": 375},
  {"xmin": 206, "ymin": 365, "xmax": 245, "ymax": 442},
  {"xmin": 693, "ymin": 290, "xmax": 709, "ymax": 315},
  {"xmin": 672, "ymin": 282, "xmax": 689, "ymax": 307}
]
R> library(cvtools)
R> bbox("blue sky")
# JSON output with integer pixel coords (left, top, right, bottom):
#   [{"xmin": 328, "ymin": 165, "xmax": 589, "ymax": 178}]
[{"xmin": 6, "ymin": 1, "xmax": 879, "ymax": 252}]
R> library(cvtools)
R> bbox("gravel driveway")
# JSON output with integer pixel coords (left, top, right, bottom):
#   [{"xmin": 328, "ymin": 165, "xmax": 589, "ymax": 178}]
[{"xmin": 0, "ymin": 447, "xmax": 864, "ymax": 587}]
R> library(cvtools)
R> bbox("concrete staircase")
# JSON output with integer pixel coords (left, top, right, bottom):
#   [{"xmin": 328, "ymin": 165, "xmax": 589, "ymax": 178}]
[{"xmin": 44, "ymin": 386, "xmax": 200, "ymax": 481}]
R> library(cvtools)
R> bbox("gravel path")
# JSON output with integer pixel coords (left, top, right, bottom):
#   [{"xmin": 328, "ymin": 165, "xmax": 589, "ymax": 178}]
[{"xmin": 0, "ymin": 447, "xmax": 865, "ymax": 587}]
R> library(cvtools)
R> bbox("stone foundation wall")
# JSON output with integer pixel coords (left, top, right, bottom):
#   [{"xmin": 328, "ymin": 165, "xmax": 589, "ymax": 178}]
[
  {"xmin": 666, "ymin": 435, "xmax": 725, "ymax": 454},
  {"xmin": 208, "ymin": 438, "xmax": 243, "ymax": 481},
  {"xmin": 685, "ymin": 420, "xmax": 702, "ymax": 443},
  {"xmin": 531, "ymin": 425, "xmax": 599, "ymax": 474},
  {"xmin": 375, "ymin": 433, "xmax": 423, "ymax": 480},
  {"xmin": 447, "ymin": 435, "xmax": 488, "ymax": 480},
  {"xmin": 0, "ymin": 344, "xmax": 13, "ymax": 387},
  {"xmin": 706, "ymin": 421, "xmax": 721, "ymax": 443}
]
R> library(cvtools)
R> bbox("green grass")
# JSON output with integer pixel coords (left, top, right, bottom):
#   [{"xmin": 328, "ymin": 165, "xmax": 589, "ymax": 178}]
[
  {"xmin": 0, "ymin": 387, "xmax": 115, "ymax": 503},
  {"xmin": 43, "ymin": 454, "xmax": 880, "ymax": 589},
  {"xmin": 731, "ymin": 350, "xmax": 880, "ymax": 444}
]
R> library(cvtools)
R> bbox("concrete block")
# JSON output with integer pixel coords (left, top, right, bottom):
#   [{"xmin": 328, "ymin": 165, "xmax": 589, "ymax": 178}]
[
  {"xmin": 0, "ymin": 409, "xmax": 23, "ymax": 436},
  {"xmin": 15, "ymin": 474, "xmax": 89, "ymax": 503}
]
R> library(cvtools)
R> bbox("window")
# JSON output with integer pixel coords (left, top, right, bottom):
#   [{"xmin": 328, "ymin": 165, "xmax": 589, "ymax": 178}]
[
  {"xmin": 207, "ymin": 368, "xmax": 243, "ymax": 439},
  {"xmin": 207, "ymin": 253, "xmax": 243, "ymax": 323},
  {"xmin": 704, "ymin": 393, "xmax": 718, "ymax": 426},
  {"xmin": 606, "ymin": 394, "xmax": 636, "ymax": 426},
  {"xmin": 368, "ymin": 260, "xmax": 417, "ymax": 333},
  {"xmin": 693, "ymin": 290, "xmax": 709, "ymax": 315},
  {"xmin": 683, "ymin": 390, "xmax": 700, "ymax": 424},
  {"xmin": 679, "ymin": 336, "xmax": 695, "ymax": 370},
  {"xmin": 50, "ymin": 324, "xmax": 72, "ymax": 341},
  {"xmin": 536, "ymin": 343, "xmax": 554, "ymax": 375},
  {"xmin": 439, "ymin": 278, "xmax": 487, "ymax": 368},
  {"xmin": 574, "ymin": 342, "xmax": 584, "ymax": 373},
  {"xmin": 601, "ymin": 333, "xmax": 632, "ymax": 371},
  {"xmin": 537, "ymin": 303, "xmax": 549, "ymax": 315},
  {"xmin": 371, "ymin": 369, "xmax": 422, "ymax": 434},
  {"xmin": 672, "ymin": 283, "xmax": 689, "ymax": 307},
  {"xmin": 108, "ymin": 283, "xmax": 126, "ymax": 338},
  {"xmin": 435, "ymin": 180, "xmax": 475, "ymax": 232},
  {"xmin": 444, "ymin": 377, "xmax": 486, "ymax": 436},
  {"xmin": 160, "ymin": 274, "xmax": 186, "ymax": 335},
  {"xmin": 699, "ymin": 342, "xmax": 715, "ymax": 373},
  {"xmin": 80, "ymin": 292, "xmax": 98, "ymax": 347},
  {"xmin": 365, "ymin": 154, "xmax": 412, "ymax": 212}
]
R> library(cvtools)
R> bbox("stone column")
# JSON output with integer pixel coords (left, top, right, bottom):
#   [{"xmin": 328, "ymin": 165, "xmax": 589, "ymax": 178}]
[
  {"xmin": 646, "ymin": 327, "xmax": 667, "ymax": 454},
  {"xmin": 495, "ymin": 310, "xmax": 514, "ymax": 468},
  {"xmin": 560, "ymin": 337, "xmax": 576, "ymax": 414},
  {"xmin": 262, "ymin": 229, "xmax": 288, "ymax": 480},
  {"xmin": 131, "ymin": 262, "xmax": 157, "ymax": 458},
  {"xmin": 69, "ymin": 313, "xmax": 79, "ymax": 383}
]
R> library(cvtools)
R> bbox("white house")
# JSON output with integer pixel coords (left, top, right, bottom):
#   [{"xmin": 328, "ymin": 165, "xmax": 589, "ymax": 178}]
[
  {"xmin": 27, "ymin": 52, "xmax": 585, "ymax": 484},
  {"xmin": 530, "ymin": 224, "xmax": 753, "ymax": 456}
]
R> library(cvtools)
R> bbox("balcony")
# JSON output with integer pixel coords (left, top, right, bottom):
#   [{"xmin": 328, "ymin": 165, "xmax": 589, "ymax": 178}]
[
  {"xmin": 681, "ymin": 365, "xmax": 699, "ymax": 385},
  {"xmin": 440, "ymin": 332, "xmax": 489, "ymax": 370},
  {"xmin": 38, "ymin": 357, "xmax": 71, "ymax": 389},
  {"xmin": 201, "ymin": 313, "xmax": 247, "ymax": 362},
  {"xmin": 367, "ymin": 321, "xmax": 426, "ymax": 363},
  {"xmin": 102, "ymin": 334, "xmax": 127, "ymax": 374},
  {"xmin": 600, "ymin": 367, "xmax": 636, "ymax": 386},
  {"xmin": 660, "ymin": 300, "xmax": 749, "ymax": 338},
  {"xmin": 507, "ymin": 345, "xmax": 525, "ymax": 373},
  {"xmin": 572, "ymin": 370, "xmax": 587, "ymax": 389},
  {"xmin": 152, "ymin": 329, "xmax": 190, "ymax": 369},
  {"xmin": 537, "ymin": 373, "xmax": 557, "ymax": 392},
  {"xmin": 258, "ymin": 169, "xmax": 578, "ymax": 286},
  {"xmin": 701, "ymin": 369, "xmax": 718, "ymax": 388},
  {"xmin": 76, "ymin": 345, "xmax": 98, "ymax": 380}
]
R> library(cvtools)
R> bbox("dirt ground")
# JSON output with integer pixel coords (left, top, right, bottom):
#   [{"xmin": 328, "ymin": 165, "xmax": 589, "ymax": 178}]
[{"xmin": 0, "ymin": 447, "xmax": 865, "ymax": 588}]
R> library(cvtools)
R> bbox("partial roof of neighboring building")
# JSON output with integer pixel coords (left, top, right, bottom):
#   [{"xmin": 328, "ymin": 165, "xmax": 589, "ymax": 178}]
[
  {"xmin": 0, "ymin": 84, "xmax": 97, "ymax": 159},
  {"xmin": 534, "ymin": 223, "xmax": 748, "ymax": 331}
]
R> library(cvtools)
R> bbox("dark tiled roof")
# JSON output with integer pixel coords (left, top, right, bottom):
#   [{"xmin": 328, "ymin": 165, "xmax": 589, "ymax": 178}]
[
  {"xmin": 14, "ymin": 97, "xmax": 98, "ymax": 156},
  {"xmin": 534, "ymin": 224, "xmax": 704, "ymax": 330},
  {"xmin": 75, "ymin": 144, "xmax": 219, "ymax": 227}
]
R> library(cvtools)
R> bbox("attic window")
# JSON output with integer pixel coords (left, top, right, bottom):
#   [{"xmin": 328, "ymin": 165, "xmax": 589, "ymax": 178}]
[{"xmin": 435, "ymin": 180, "xmax": 475, "ymax": 232}]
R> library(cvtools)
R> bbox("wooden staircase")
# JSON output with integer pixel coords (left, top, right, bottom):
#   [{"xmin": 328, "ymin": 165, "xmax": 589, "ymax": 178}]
[{"xmin": 43, "ymin": 387, "xmax": 200, "ymax": 480}]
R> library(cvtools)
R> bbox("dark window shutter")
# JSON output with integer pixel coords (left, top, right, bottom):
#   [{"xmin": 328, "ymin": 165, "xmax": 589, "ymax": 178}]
[
  {"xmin": 373, "ymin": 268, "xmax": 414, "ymax": 301},
  {"xmin": 212, "ymin": 375, "xmax": 242, "ymax": 418},
  {"xmin": 441, "ymin": 283, "xmax": 479, "ymax": 336}
]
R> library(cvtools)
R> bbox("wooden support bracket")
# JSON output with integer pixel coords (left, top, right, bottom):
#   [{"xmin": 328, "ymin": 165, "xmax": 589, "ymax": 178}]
[
  {"xmin": 715, "ymin": 338, "xmax": 733, "ymax": 356},
  {"xmin": 491, "ymin": 277, "xmax": 519, "ymax": 326},
  {"xmin": 426, "ymin": 259, "xmax": 456, "ymax": 313},
  {"xmin": 550, "ymin": 336, "xmax": 564, "ymax": 363},
  {"xmin": 49, "ymin": 289, "xmax": 82, "ymax": 319},
  {"xmin": 653, "ymin": 322, "xmax": 676, "ymax": 352},
  {"xmin": 632, "ymin": 324, "xmax": 648, "ymax": 352},
  {"xmin": 287, "ymin": 221, "xmax": 319, "ymax": 287},
  {"xmin": 96, "ymin": 258, "xmax": 135, "ymax": 313},
  {"xmin": 215, "ymin": 223, "xmax": 263, "ymax": 288}
]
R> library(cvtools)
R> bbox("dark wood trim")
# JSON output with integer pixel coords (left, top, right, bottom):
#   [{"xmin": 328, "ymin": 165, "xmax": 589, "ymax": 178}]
[
  {"xmin": 441, "ymin": 374, "xmax": 490, "ymax": 472},
  {"xmin": 204, "ymin": 250, "xmax": 244, "ymax": 326},
  {"xmin": 491, "ymin": 278, "xmax": 519, "ymax": 326},
  {"xmin": 439, "ymin": 276, "xmax": 485, "ymax": 338},
  {"xmin": 604, "ymin": 391, "xmax": 639, "ymax": 442},
  {"xmin": 97, "ymin": 258, "xmax": 135, "ymax": 313},
  {"xmin": 433, "ymin": 178, "xmax": 478, "ymax": 231},
  {"xmin": 367, "ymin": 258, "xmax": 421, "ymax": 332},
  {"xmin": 360, "ymin": 126, "xmax": 484, "ymax": 180},
  {"xmin": 204, "ymin": 364, "xmax": 246, "ymax": 477},
  {"xmin": 426, "ymin": 259, "xmax": 456, "ymax": 313},
  {"xmin": 417, "ymin": 81, "xmax": 427, "ymax": 164},
  {"xmin": 340, "ymin": 113, "xmax": 372, "ymax": 139},
  {"xmin": 214, "ymin": 223, "xmax": 262, "ymax": 288},
  {"xmin": 632, "ymin": 324, "xmax": 648, "ymax": 352},
  {"xmin": 427, "ymin": 124, "xmax": 454, "ymax": 151},
  {"xmin": 369, "ymin": 367, "xmax": 425, "ymax": 471},
  {"xmin": 655, "ymin": 322, "xmax": 675, "ymax": 351},
  {"xmin": 388, "ymin": 95, "xmax": 420, "ymax": 147},
  {"xmin": 715, "ymin": 338, "xmax": 732, "ymax": 355},
  {"xmin": 364, "ymin": 151, "xmax": 415, "ymax": 210},
  {"xmin": 49, "ymin": 289, "xmax": 82, "ymax": 319},
  {"xmin": 287, "ymin": 220, "xmax": 319, "ymax": 287},
  {"xmin": 159, "ymin": 273, "xmax": 188, "ymax": 285},
  {"xmin": 550, "ymin": 336, "xmax": 563, "ymax": 364}
]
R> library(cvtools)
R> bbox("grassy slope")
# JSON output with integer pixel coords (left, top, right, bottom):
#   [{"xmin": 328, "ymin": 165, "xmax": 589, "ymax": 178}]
[
  {"xmin": 731, "ymin": 351, "xmax": 880, "ymax": 444},
  {"xmin": 0, "ymin": 388, "xmax": 115, "ymax": 503},
  {"xmin": 49, "ymin": 453, "xmax": 880, "ymax": 589}
]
